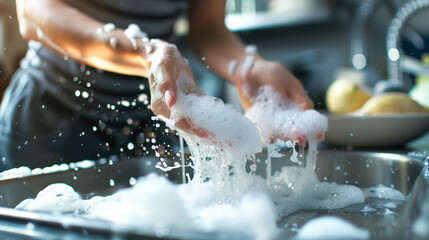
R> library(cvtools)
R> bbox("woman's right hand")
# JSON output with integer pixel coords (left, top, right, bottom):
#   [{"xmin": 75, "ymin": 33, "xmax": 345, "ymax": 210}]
[{"xmin": 145, "ymin": 40, "xmax": 212, "ymax": 140}]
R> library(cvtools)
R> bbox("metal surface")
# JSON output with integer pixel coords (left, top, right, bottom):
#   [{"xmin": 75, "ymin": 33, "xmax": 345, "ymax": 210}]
[{"xmin": 0, "ymin": 150, "xmax": 425, "ymax": 239}]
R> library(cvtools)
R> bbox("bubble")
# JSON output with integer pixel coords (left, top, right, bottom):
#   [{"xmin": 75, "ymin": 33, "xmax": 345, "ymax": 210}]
[
  {"xmin": 121, "ymin": 100, "xmax": 130, "ymax": 107},
  {"xmin": 81, "ymin": 91, "xmax": 89, "ymax": 99},
  {"xmin": 103, "ymin": 23, "xmax": 115, "ymax": 32},
  {"xmin": 138, "ymin": 93, "xmax": 148, "ymax": 102},
  {"xmin": 127, "ymin": 142, "xmax": 135, "ymax": 150},
  {"xmin": 109, "ymin": 179, "xmax": 115, "ymax": 186},
  {"xmin": 129, "ymin": 177, "xmax": 137, "ymax": 186}
]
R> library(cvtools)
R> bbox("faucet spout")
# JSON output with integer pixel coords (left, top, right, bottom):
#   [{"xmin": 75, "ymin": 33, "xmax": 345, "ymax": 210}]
[{"xmin": 386, "ymin": 0, "xmax": 429, "ymax": 83}]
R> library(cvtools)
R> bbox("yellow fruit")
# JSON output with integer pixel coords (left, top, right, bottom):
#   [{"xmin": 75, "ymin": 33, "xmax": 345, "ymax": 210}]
[
  {"xmin": 354, "ymin": 92, "xmax": 429, "ymax": 115},
  {"xmin": 326, "ymin": 78, "xmax": 371, "ymax": 114}
]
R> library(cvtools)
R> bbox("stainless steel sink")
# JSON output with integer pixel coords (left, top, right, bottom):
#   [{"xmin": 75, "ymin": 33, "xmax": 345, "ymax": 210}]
[{"xmin": 0, "ymin": 150, "xmax": 425, "ymax": 239}]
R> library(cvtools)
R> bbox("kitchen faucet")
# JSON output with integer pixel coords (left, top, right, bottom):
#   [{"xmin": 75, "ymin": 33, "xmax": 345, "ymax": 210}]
[{"xmin": 375, "ymin": 0, "xmax": 429, "ymax": 94}]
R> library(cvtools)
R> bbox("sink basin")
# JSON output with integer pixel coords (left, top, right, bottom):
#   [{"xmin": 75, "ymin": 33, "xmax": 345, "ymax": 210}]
[{"xmin": 0, "ymin": 150, "xmax": 425, "ymax": 239}]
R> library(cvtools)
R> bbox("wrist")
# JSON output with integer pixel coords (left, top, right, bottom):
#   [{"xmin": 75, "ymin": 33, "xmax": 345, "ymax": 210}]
[{"xmin": 232, "ymin": 54, "xmax": 264, "ymax": 85}]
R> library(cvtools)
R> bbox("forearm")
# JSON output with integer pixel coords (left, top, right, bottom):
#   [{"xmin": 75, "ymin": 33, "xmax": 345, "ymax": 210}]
[
  {"xmin": 188, "ymin": 0, "xmax": 262, "ymax": 85},
  {"xmin": 16, "ymin": 0, "xmax": 151, "ymax": 77},
  {"xmin": 190, "ymin": 24, "xmax": 252, "ymax": 83}
]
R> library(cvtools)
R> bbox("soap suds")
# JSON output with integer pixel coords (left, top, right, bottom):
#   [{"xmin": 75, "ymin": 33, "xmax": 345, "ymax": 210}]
[
  {"xmin": 245, "ymin": 85, "xmax": 328, "ymax": 145},
  {"xmin": 10, "ymin": 41, "xmax": 404, "ymax": 240},
  {"xmin": 296, "ymin": 216, "xmax": 369, "ymax": 239}
]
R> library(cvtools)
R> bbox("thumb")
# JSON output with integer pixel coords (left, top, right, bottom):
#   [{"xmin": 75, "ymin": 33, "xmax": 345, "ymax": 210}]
[
  {"xmin": 288, "ymin": 83, "xmax": 314, "ymax": 110},
  {"xmin": 149, "ymin": 71, "xmax": 178, "ymax": 109}
]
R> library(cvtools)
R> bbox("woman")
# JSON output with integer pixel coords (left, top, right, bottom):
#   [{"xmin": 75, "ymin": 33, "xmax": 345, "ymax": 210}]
[{"xmin": 0, "ymin": 0, "xmax": 313, "ymax": 170}]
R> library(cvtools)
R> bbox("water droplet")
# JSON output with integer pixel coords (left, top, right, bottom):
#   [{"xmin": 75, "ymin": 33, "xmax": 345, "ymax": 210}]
[
  {"xmin": 81, "ymin": 91, "xmax": 89, "ymax": 99},
  {"xmin": 129, "ymin": 177, "xmax": 137, "ymax": 186},
  {"xmin": 26, "ymin": 222, "xmax": 36, "ymax": 230},
  {"xmin": 109, "ymin": 37, "xmax": 118, "ymax": 48},
  {"xmin": 250, "ymin": 164, "xmax": 257, "ymax": 172},
  {"xmin": 75, "ymin": 90, "xmax": 81, "ymax": 97},
  {"xmin": 127, "ymin": 142, "xmax": 134, "ymax": 150},
  {"xmin": 138, "ymin": 93, "xmax": 148, "ymax": 102},
  {"xmin": 109, "ymin": 179, "xmax": 115, "ymax": 186},
  {"xmin": 121, "ymin": 100, "xmax": 130, "ymax": 107}
]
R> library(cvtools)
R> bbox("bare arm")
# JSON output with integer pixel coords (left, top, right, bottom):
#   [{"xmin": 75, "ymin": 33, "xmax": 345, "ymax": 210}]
[
  {"xmin": 17, "ymin": 0, "xmax": 211, "ymax": 138},
  {"xmin": 188, "ymin": 0, "xmax": 313, "ymax": 111},
  {"xmin": 16, "ymin": 0, "xmax": 152, "ymax": 77},
  {"xmin": 188, "ymin": 0, "xmax": 245, "ymax": 83}
]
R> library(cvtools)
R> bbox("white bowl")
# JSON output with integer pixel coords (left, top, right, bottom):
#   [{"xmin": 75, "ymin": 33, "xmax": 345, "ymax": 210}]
[{"xmin": 324, "ymin": 113, "xmax": 429, "ymax": 148}]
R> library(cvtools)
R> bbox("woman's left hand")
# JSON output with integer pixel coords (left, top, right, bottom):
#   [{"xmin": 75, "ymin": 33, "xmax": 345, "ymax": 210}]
[
  {"xmin": 235, "ymin": 57, "xmax": 324, "ymax": 145},
  {"xmin": 234, "ymin": 56, "xmax": 314, "ymax": 112}
]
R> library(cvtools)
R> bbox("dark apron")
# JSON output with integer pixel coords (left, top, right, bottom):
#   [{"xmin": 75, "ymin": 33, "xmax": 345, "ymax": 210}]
[{"xmin": 0, "ymin": 43, "xmax": 177, "ymax": 170}]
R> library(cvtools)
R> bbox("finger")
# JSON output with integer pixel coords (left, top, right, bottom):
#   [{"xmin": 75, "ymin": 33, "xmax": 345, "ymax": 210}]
[
  {"xmin": 288, "ymin": 82, "xmax": 314, "ymax": 110},
  {"xmin": 288, "ymin": 130, "xmax": 307, "ymax": 147},
  {"xmin": 175, "ymin": 118, "xmax": 216, "ymax": 140},
  {"xmin": 148, "ymin": 72, "xmax": 174, "ymax": 117},
  {"xmin": 156, "ymin": 67, "xmax": 178, "ymax": 108},
  {"xmin": 315, "ymin": 131, "xmax": 325, "ymax": 142}
]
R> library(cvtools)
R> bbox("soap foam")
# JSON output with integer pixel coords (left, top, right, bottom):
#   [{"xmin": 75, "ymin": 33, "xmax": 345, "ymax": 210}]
[
  {"xmin": 245, "ymin": 85, "xmax": 328, "ymax": 143},
  {"xmin": 11, "ymin": 67, "xmax": 402, "ymax": 240},
  {"xmin": 296, "ymin": 216, "xmax": 369, "ymax": 239},
  {"xmin": 364, "ymin": 185, "xmax": 406, "ymax": 201}
]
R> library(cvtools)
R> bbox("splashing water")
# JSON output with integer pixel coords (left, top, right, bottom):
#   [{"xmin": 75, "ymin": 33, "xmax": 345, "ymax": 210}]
[{"xmin": 12, "ymin": 59, "xmax": 404, "ymax": 239}]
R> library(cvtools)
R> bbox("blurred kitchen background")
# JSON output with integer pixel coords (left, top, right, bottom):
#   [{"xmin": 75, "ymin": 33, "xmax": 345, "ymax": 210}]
[{"xmin": 1, "ymin": 0, "xmax": 429, "ymax": 111}]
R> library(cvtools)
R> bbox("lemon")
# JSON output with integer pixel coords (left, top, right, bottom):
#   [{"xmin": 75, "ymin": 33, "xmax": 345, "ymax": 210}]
[
  {"xmin": 326, "ymin": 78, "xmax": 371, "ymax": 114},
  {"xmin": 354, "ymin": 92, "xmax": 429, "ymax": 115}
]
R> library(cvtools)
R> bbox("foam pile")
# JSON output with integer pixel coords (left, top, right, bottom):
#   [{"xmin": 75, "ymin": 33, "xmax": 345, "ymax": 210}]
[
  {"xmin": 11, "ymin": 70, "xmax": 405, "ymax": 240},
  {"xmin": 245, "ymin": 85, "xmax": 328, "ymax": 143},
  {"xmin": 296, "ymin": 216, "xmax": 369, "ymax": 239}
]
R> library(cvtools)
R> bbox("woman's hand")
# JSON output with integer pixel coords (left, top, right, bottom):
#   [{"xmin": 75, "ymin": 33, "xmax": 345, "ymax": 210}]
[
  {"xmin": 235, "ymin": 57, "xmax": 325, "ymax": 145},
  {"xmin": 146, "ymin": 41, "xmax": 211, "ymax": 139},
  {"xmin": 235, "ymin": 56, "xmax": 313, "ymax": 112}
]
